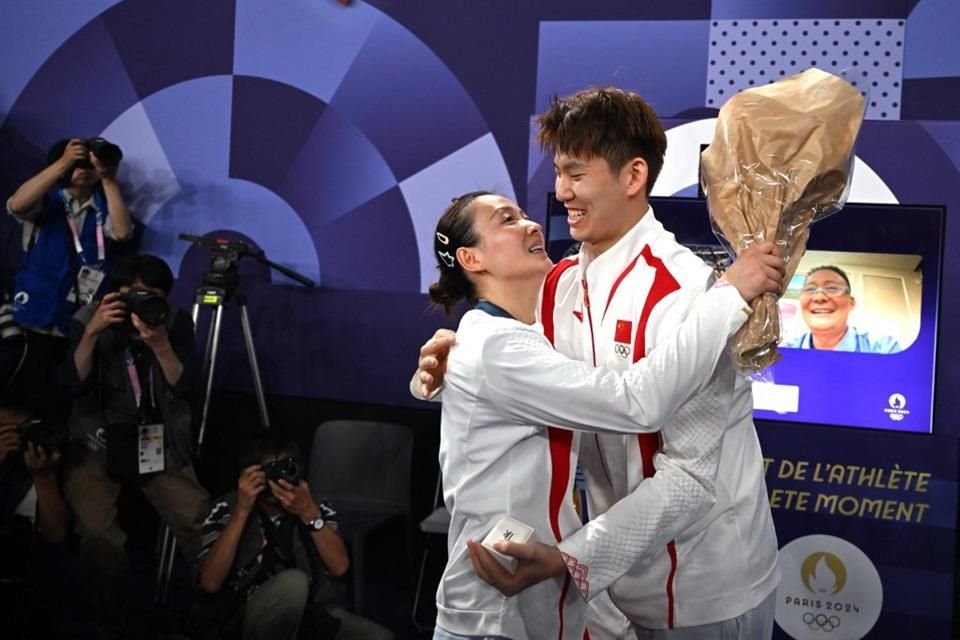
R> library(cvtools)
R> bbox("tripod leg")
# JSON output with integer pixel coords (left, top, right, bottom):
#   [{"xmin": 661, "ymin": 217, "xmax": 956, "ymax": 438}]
[
  {"xmin": 238, "ymin": 301, "xmax": 270, "ymax": 429},
  {"xmin": 153, "ymin": 525, "xmax": 177, "ymax": 606},
  {"xmin": 198, "ymin": 306, "xmax": 216, "ymax": 389},
  {"xmin": 160, "ymin": 532, "xmax": 177, "ymax": 603},
  {"xmin": 197, "ymin": 304, "xmax": 225, "ymax": 448}
]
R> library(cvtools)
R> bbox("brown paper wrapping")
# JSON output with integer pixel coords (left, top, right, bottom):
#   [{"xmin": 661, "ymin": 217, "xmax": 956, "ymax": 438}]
[{"xmin": 701, "ymin": 68, "xmax": 865, "ymax": 371}]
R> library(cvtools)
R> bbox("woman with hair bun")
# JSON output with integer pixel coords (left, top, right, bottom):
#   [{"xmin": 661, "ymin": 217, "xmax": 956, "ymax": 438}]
[{"xmin": 426, "ymin": 191, "xmax": 784, "ymax": 640}]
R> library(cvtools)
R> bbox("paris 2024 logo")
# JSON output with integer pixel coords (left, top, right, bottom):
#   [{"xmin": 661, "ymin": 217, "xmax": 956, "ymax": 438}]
[{"xmin": 775, "ymin": 535, "xmax": 882, "ymax": 639}]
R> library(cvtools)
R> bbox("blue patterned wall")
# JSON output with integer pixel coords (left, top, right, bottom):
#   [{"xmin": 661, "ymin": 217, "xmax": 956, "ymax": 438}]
[{"xmin": 2, "ymin": 2, "xmax": 959, "ymax": 637}]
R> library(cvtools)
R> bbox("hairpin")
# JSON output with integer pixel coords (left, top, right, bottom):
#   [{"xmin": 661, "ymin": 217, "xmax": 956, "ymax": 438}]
[
  {"xmin": 436, "ymin": 232, "xmax": 450, "ymax": 245},
  {"xmin": 437, "ymin": 251, "xmax": 456, "ymax": 268}
]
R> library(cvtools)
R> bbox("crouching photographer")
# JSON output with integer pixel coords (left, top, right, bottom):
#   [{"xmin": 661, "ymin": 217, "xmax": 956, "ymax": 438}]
[
  {"xmin": 0, "ymin": 391, "xmax": 70, "ymax": 639},
  {"xmin": 0, "ymin": 406, "xmax": 69, "ymax": 547},
  {"xmin": 62, "ymin": 253, "xmax": 209, "ymax": 640},
  {"xmin": 196, "ymin": 432, "xmax": 393, "ymax": 640}
]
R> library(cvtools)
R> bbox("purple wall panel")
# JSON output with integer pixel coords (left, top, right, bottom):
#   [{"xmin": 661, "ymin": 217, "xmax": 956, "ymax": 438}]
[{"xmin": 2, "ymin": 3, "xmax": 960, "ymax": 637}]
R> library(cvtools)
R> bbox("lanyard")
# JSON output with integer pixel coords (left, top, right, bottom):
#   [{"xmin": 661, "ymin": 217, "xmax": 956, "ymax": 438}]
[
  {"xmin": 62, "ymin": 192, "xmax": 105, "ymax": 264},
  {"xmin": 474, "ymin": 298, "xmax": 515, "ymax": 320},
  {"xmin": 124, "ymin": 349, "xmax": 156, "ymax": 411}
]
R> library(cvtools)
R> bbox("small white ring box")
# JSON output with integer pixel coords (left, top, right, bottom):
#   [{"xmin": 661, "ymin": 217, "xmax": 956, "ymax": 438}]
[{"xmin": 480, "ymin": 514, "xmax": 535, "ymax": 573}]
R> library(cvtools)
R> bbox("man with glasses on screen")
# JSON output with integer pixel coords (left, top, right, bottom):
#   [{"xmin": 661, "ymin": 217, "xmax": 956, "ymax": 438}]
[{"xmin": 782, "ymin": 265, "xmax": 901, "ymax": 353}]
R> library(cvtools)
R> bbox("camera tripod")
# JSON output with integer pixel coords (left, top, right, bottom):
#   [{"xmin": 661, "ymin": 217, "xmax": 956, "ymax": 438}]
[
  {"xmin": 180, "ymin": 233, "xmax": 314, "ymax": 448},
  {"xmin": 154, "ymin": 233, "xmax": 313, "ymax": 605},
  {"xmin": 192, "ymin": 284, "xmax": 268, "ymax": 441}
]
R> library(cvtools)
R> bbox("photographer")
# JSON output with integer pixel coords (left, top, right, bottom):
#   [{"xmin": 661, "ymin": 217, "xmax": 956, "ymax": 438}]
[
  {"xmin": 0, "ymin": 402, "xmax": 69, "ymax": 544},
  {"xmin": 0, "ymin": 389, "xmax": 70, "ymax": 639},
  {"xmin": 6, "ymin": 137, "xmax": 134, "ymax": 414},
  {"xmin": 62, "ymin": 253, "xmax": 209, "ymax": 640},
  {"xmin": 197, "ymin": 432, "xmax": 393, "ymax": 640}
]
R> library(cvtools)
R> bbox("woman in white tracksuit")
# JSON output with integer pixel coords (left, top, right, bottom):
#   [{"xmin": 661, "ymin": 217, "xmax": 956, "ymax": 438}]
[{"xmin": 425, "ymin": 191, "xmax": 783, "ymax": 640}]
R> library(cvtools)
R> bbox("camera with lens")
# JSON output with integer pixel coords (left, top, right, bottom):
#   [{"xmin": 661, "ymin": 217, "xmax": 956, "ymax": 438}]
[
  {"xmin": 75, "ymin": 137, "xmax": 123, "ymax": 170},
  {"xmin": 16, "ymin": 418, "xmax": 64, "ymax": 454},
  {"xmin": 261, "ymin": 456, "xmax": 303, "ymax": 485},
  {"xmin": 120, "ymin": 287, "xmax": 170, "ymax": 327}
]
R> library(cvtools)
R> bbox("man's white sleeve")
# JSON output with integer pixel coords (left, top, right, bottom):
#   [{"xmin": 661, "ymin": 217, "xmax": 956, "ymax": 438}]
[
  {"xmin": 556, "ymin": 414, "xmax": 724, "ymax": 600},
  {"xmin": 481, "ymin": 284, "xmax": 749, "ymax": 435},
  {"xmin": 6, "ymin": 196, "xmax": 42, "ymax": 222}
]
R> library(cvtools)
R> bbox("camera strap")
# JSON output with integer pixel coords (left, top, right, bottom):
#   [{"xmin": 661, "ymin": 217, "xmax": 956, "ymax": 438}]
[
  {"xmin": 258, "ymin": 511, "xmax": 297, "ymax": 571},
  {"xmin": 60, "ymin": 189, "xmax": 105, "ymax": 265},
  {"xmin": 124, "ymin": 348, "xmax": 159, "ymax": 413},
  {"xmin": 257, "ymin": 511, "xmax": 326, "ymax": 600},
  {"xmin": 123, "ymin": 349, "xmax": 165, "ymax": 475}
]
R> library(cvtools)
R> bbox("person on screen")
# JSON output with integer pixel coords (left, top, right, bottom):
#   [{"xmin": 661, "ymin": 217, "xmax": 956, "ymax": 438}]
[{"xmin": 781, "ymin": 265, "xmax": 901, "ymax": 353}]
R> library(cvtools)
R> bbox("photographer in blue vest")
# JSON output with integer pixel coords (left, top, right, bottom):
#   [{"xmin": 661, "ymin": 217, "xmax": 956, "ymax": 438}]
[{"xmin": 6, "ymin": 137, "xmax": 134, "ymax": 385}]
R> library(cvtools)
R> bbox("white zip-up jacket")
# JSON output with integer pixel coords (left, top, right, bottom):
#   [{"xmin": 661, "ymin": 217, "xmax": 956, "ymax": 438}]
[
  {"xmin": 545, "ymin": 208, "xmax": 781, "ymax": 631},
  {"xmin": 436, "ymin": 281, "xmax": 751, "ymax": 639}
]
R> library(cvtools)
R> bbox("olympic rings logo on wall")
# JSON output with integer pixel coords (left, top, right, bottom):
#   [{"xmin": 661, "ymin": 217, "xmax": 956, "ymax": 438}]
[{"xmin": 802, "ymin": 613, "xmax": 841, "ymax": 632}]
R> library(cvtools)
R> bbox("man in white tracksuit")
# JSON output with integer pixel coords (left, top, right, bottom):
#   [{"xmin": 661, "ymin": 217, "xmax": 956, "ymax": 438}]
[
  {"xmin": 419, "ymin": 87, "xmax": 780, "ymax": 639},
  {"xmin": 539, "ymin": 209, "xmax": 780, "ymax": 637}
]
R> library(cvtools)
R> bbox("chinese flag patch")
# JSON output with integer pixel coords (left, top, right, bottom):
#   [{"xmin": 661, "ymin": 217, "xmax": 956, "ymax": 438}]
[{"xmin": 615, "ymin": 319, "xmax": 632, "ymax": 344}]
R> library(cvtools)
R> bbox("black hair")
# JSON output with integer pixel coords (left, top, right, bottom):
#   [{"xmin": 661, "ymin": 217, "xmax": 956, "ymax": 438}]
[
  {"xmin": 537, "ymin": 87, "xmax": 667, "ymax": 196},
  {"xmin": 804, "ymin": 265, "xmax": 851, "ymax": 291},
  {"xmin": 111, "ymin": 254, "xmax": 175, "ymax": 295},
  {"xmin": 240, "ymin": 430, "xmax": 302, "ymax": 470},
  {"xmin": 428, "ymin": 191, "xmax": 492, "ymax": 316}
]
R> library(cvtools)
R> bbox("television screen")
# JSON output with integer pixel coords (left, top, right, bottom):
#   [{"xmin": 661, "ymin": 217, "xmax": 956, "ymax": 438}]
[{"xmin": 544, "ymin": 195, "xmax": 943, "ymax": 434}]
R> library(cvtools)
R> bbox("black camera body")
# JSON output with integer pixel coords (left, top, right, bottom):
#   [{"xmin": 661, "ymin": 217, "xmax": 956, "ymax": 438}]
[
  {"xmin": 120, "ymin": 288, "xmax": 169, "ymax": 327},
  {"xmin": 75, "ymin": 137, "xmax": 123, "ymax": 170},
  {"xmin": 16, "ymin": 418, "xmax": 63, "ymax": 454},
  {"xmin": 262, "ymin": 456, "xmax": 303, "ymax": 485}
]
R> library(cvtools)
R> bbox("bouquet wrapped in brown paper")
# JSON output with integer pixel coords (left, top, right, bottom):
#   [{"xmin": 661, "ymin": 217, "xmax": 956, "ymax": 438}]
[{"xmin": 701, "ymin": 68, "xmax": 865, "ymax": 371}]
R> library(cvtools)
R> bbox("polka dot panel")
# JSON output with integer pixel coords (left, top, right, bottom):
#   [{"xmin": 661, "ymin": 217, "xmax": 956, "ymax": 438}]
[{"xmin": 706, "ymin": 18, "xmax": 905, "ymax": 120}]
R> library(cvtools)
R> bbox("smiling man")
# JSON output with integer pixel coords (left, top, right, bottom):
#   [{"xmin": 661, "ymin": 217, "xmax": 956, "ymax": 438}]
[{"xmin": 782, "ymin": 265, "xmax": 901, "ymax": 353}]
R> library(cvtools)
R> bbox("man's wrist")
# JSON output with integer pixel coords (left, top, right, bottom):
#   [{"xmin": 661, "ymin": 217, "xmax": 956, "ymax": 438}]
[
  {"xmin": 300, "ymin": 506, "xmax": 322, "ymax": 525},
  {"xmin": 150, "ymin": 340, "xmax": 175, "ymax": 357}
]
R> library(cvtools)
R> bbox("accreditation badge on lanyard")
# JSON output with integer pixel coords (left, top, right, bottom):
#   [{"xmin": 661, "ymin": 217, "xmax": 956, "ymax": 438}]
[
  {"xmin": 125, "ymin": 349, "xmax": 165, "ymax": 475},
  {"xmin": 64, "ymin": 194, "xmax": 106, "ymax": 305}
]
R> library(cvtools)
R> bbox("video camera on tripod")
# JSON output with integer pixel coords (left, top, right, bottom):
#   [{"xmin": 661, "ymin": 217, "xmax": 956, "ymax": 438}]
[{"xmin": 178, "ymin": 233, "xmax": 314, "ymax": 295}]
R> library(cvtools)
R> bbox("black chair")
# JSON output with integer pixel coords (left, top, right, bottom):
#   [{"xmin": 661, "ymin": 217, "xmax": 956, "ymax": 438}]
[
  {"xmin": 308, "ymin": 420, "xmax": 414, "ymax": 614},
  {"xmin": 411, "ymin": 471, "xmax": 450, "ymax": 631}
]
